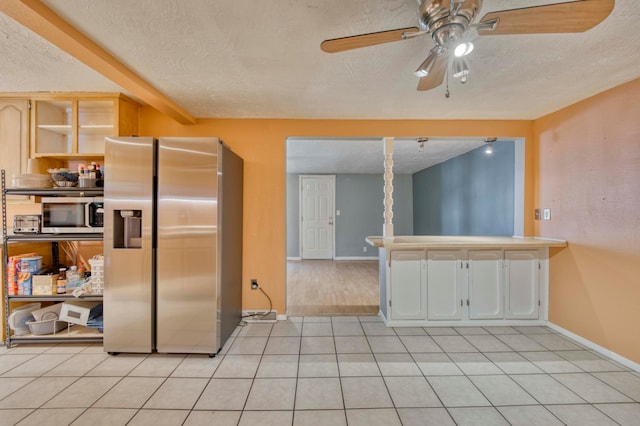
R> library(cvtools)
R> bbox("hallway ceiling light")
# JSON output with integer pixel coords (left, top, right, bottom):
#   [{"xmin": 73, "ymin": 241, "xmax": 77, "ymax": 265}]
[
  {"xmin": 417, "ymin": 137, "xmax": 429, "ymax": 154},
  {"xmin": 484, "ymin": 137, "xmax": 497, "ymax": 154}
]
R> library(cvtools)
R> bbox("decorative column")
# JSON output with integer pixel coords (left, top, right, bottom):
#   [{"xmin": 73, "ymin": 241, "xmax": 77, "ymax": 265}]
[{"xmin": 383, "ymin": 137, "xmax": 394, "ymax": 237}]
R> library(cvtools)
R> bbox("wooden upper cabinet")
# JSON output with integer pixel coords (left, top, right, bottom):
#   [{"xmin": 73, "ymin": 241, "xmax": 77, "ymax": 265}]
[
  {"xmin": 30, "ymin": 93, "xmax": 139, "ymax": 160},
  {"xmin": 0, "ymin": 98, "xmax": 29, "ymax": 182}
]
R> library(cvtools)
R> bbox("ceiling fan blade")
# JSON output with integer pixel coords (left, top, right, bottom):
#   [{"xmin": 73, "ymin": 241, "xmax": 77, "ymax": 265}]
[
  {"xmin": 477, "ymin": 0, "xmax": 614, "ymax": 36},
  {"xmin": 417, "ymin": 55, "xmax": 447, "ymax": 91},
  {"xmin": 321, "ymin": 27, "xmax": 420, "ymax": 53}
]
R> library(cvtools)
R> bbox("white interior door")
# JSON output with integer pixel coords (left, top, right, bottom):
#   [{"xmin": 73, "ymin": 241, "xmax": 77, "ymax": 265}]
[{"xmin": 300, "ymin": 175, "xmax": 334, "ymax": 259}]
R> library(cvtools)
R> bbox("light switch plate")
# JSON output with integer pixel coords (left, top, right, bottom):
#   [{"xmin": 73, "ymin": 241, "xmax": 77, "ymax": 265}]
[{"xmin": 534, "ymin": 209, "xmax": 541, "ymax": 220}]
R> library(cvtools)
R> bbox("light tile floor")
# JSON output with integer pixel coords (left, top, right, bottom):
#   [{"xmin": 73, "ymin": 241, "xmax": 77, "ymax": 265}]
[{"xmin": 1, "ymin": 316, "xmax": 639, "ymax": 425}]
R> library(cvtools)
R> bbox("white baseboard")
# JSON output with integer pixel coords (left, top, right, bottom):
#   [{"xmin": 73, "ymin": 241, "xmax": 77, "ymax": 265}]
[
  {"xmin": 334, "ymin": 256, "xmax": 379, "ymax": 261},
  {"xmin": 242, "ymin": 310, "xmax": 278, "ymax": 323},
  {"xmin": 277, "ymin": 314, "xmax": 288, "ymax": 321},
  {"xmin": 288, "ymin": 256, "xmax": 378, "ymax": 261},
  {"xmin": 548, "ymin": 322, "xmax": 640, "ymax": 372}
]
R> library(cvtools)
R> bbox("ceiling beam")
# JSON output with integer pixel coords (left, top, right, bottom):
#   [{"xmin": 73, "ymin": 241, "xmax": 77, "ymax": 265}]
[{"xmin": 0, "ymin": 0, "xmax": 196, "ymax": 124}]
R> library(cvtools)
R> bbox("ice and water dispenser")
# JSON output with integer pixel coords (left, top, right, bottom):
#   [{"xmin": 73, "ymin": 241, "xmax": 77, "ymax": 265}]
[{"xmin": 113, "ymin": 210, "xmax": 142, "ymax": 249}]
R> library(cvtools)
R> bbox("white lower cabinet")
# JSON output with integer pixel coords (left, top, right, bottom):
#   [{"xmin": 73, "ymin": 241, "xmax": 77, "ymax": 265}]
[
  {"xmin": 389, "ymin": 250, "xmax": 427, "ymax": 320},
  {"xmin": 468, "ymin": 250, "xmax": 504, "ymax": 319},
  {"xmin": 386, "ymin": 248, "xmax": 543, "ymax": 324},
  {"xmin": 504, "ymin": 250, "xmax": 540, "ymax": 319},
  {"xmin": 427, "ymin": 251, "xmax": 464, "ymax": 320}
]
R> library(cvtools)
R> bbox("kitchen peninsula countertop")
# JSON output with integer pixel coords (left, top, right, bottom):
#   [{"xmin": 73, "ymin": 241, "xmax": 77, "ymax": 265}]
[{"xmin": 366, "ymin": 235, "xmax": 568, "ymax": 250}]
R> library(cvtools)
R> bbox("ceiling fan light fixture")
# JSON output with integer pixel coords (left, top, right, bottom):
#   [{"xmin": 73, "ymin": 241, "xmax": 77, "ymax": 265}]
[
  {"xmin": 414, "ymin": 49, "xmax": 439, "ymax": 77},
  {"xmin": 452, "ymin": 58, "xmax": 470, "ymax": 78},
  {"xmin": 454, "ymin": 41, "xmax": 474, "ymax": 57}
]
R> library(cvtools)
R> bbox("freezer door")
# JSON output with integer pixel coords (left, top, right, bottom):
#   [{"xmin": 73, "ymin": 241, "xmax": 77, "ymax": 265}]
[
  {"xmin": 156, "ymin": 137, "xmax": 220, "ymax": 354},
  {"xmin": 103, "ymin": 137, "xmax": 155, "ymax": 353}
]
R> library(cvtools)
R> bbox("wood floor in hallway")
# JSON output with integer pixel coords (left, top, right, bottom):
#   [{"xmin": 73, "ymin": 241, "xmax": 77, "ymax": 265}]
[{"xmin": 287, "ymin": 259, "xmax": 379, "ymax": 316}]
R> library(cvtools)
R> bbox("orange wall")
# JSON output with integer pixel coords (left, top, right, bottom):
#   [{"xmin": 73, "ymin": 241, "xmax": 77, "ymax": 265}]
[
  {"xmin": 534, "ymin": 78, "xmax": 640, "ymax": 364},
  {"xmin": 140, "ymin": 110, "xmax": 534, "ymax": 314}
]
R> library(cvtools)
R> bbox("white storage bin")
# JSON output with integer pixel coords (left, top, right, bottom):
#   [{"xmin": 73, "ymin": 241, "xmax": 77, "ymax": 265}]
[
  {"xmin": 59, "ymin": 301, "xmax": 102, "ymax": 326},
  {"xmin": 11, "ymin": 173, "xmax": 51, "ymax": 188},
  {"xmin": 88, "ymin": 256, "xmax": 104, "ymax": 294},
  {"xmin": 8, "ymin": 303, "xmax": 41, "ymax": 336},
  {"xmin": 31, "ymin": 303, "xmax": 63, "ymax": 322}
]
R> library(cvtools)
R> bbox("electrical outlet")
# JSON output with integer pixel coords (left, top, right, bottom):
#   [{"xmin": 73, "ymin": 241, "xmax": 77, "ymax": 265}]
[
  {"xmin": 543, "ymin": 209, "xmax": 551, "ymax": 220},
  {"xmin": 250, "ymin": 279, "xmax": 259, "ymax": 290},
  {"xmin": 363, "ymin": 246, "xmax": 367, "ymax": 253}
]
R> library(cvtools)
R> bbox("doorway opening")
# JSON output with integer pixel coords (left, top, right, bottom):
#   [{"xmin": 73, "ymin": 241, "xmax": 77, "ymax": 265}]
[{"xmin": 285, "ymin": 136, "xmax": 525, "ymax": 316}]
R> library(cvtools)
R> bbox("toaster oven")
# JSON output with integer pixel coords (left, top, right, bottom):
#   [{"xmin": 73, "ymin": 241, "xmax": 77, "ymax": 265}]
[{"xmin": 13, "ymin": 215, "xmax": 41, "ymax": 234}]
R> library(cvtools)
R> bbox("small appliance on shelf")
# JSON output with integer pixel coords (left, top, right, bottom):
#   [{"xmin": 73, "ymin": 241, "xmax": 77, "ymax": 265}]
[{"xmin": 13, "ymin": 215, "xmax": 41, "ymax": 233}]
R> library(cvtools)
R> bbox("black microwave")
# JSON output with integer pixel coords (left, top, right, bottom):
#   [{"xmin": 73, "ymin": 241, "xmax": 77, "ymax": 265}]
[{"xmin": 41, "ymin": 197, "xmax": 104, "ymax": 234}]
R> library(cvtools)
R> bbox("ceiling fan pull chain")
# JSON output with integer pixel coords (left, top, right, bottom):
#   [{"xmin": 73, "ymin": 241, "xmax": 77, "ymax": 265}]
[{"xmin": 445, "ymin": 67, "xmax": 450, "ymax": 99}]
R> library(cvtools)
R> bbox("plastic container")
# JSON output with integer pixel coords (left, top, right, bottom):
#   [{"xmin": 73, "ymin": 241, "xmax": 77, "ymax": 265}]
[
  {"xmin": 8, "ymin": 303, "xmax": 41, "ymax": 336},
  {"xmin": 31, "ymin": 302, "xmax": 63, "ymax": 321},
  {"xmin": 88, "ymin": 256, "xmax": 104, "ymax": 294},
  {"xmin": 18, "ymin": 256, "xmax": 42, "ymax": 295},
  {"xmin": 21, "ymin": 256, "xmax": 43, "ymax": 273},
  {"xmin": 66, "ymin": 266, "xmax": 80, "ymax": 286},
  {"xmin": 78, "ymin": 177, "xmax": 97, "ymax": 188},
  {"xmin": 11, "ymin": 174, "xmax": 51, "ymax": 189},
  {"xmin": 26, "ymin": 312, "xmax": 68, "ymax": 335}
]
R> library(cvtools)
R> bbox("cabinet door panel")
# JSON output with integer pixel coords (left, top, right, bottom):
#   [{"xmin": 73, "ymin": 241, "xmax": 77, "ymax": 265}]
[
  {"xmin": 505, "ymin": 250, "xmax": 539, "ymax": 319},
  {"xmin": 427, "ymin": 251, "xmax": 463, "ymax": 320},
  {"xmin": 469, "ymin": 250, "xmax": 503, "ymax": 319},
  {"xmin": 390, "ymin": 250, "xmax": 427, "ymax": 320},
  {"xmin": 0, "ymin": 99, "xmax": 29, "ymax": 201}
]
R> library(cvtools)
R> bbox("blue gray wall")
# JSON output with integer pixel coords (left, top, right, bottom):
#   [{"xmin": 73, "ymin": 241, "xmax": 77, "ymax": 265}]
[
  {"xmin": 412, "ymin": 143, "xmax": 515, "ymax": 236},
  {"xmin": 286, "ymin": 174, "xmax": 301, "ymax": 257},
  {"xmin": 286, "ymin": 174, "xmax": 413, "ymax": 258}
]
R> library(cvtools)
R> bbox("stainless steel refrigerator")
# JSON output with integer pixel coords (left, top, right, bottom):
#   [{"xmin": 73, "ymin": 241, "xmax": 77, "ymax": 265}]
[{"xmin": 103, "ymin": 136, "xmax": 243, "ymax": 355}]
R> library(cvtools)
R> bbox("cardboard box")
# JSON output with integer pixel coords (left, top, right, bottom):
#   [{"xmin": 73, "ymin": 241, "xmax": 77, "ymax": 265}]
[
  {"xmin": 6, "ymin": 253, "xmax": 38, "ymax": 295},
  {"xmin": 32, "ymin": 274, "xmax": 59, "ymax": 296},
  {"xmin": 59, "ymin": 301, "xmax": 102, "ymax": 326}
]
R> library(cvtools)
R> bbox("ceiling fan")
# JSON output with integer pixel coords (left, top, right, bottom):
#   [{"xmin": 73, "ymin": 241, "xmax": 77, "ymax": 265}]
[{"xmin": 320, "ymin": 0, "xmax": 614, "ymax": 91}]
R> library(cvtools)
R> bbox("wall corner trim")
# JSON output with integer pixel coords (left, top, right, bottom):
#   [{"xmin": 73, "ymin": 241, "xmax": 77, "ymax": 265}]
[{"xmin": 548, "ymin": 322, "xmax": 640, "ymax": 372}]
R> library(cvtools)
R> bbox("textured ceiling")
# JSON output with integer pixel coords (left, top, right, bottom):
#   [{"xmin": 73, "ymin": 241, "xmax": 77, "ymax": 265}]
[
  {"xmin": 287, "ymin": 137, "xmax": 496, "ymax": 174},
  {"xmin": 1, "ymin": 0, "xmax": 639, "ymax": 120}
]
